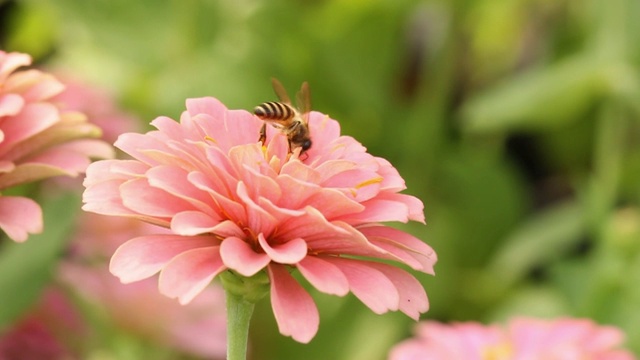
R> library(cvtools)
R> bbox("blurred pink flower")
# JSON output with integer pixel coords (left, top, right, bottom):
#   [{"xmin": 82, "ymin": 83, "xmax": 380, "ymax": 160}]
[
  {"xmin": 389, "ymin": 318, "xmax": 636, "ymax": 360},
  {"xmin": 0, "ymin": 288, "xmax": 84, "ymax": 360},
  {"xmin": 82, "ymin": 96, "xmax": 436, "ymax": 343},
  {"xmin": 61, "ymin": 212, "xmax": 227, "ymax": 358},
  {"xmin": 0, "ymin": 51, "xmax": 113, "ymax": 242},
  {"xmin": 60, "ymin": 263, "xmax": 227, "ymax": 359},
  {"xmin": 52, "ymin": 77, "xmax": 140, "ymax": 144}
]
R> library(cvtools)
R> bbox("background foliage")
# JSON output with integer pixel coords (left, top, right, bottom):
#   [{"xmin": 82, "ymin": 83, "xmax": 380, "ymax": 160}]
[{"xmin": 1, "ymin": 0, "xmax": 639, "ymax": 358}]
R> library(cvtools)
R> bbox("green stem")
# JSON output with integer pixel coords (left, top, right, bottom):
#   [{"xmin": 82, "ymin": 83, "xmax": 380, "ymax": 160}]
[{"xmin": 226, "ymin": 289, "xmax": 256, "ymax": 360}]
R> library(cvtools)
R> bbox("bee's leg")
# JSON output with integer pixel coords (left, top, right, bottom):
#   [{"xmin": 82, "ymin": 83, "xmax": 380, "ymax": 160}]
[
  {"xmin": 259, "ymin": 123, "xmax": 267, "ymax": 145},
  {"xmin": 287, "ymin": 139, "xmax": 293, "ymax": 154}
]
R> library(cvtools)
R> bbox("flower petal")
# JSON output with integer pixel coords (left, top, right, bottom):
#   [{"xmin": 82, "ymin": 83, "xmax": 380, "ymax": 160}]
[
  {"xmin": 146, "ymin": 165, "xmax": 214, "ymax": 214},
  {"xmin": 0, "ymin": 196, "xmax": 42, "ymax": 242},
  {"xmin": 327, "ymin": 258, "xmax": 400, "ymax": 314},
  {"xmin": 159, "ymin": 246, "xmax": 226, "ymax": 304},
  {"xmin": 258, "ymin": 234, "xmax": 307, "ymax": 264},
  {"xmin": 297, "ymin": 256, "xmax": 349, "ymax": 296},
  {"xmin": 219, "ymin": 236, "xmax": 270, "ymax": 276},
  {"xmin": 359, "ymin": 226, "xmax": 437, "ymax": 274},
  {"xmin": 366, "ymin": 262, "xmax": 429, "ymax": 320},
  {"xmin": 268, "ymin": 264, "xmax": 319, "ymax": 343},
  {"xmin": 121, "ymin": 178, "xmax": 195, "ymax": 217},
  {"xmin": 110, "ymin": 234, "xmax": 217, "ymax": 283}
]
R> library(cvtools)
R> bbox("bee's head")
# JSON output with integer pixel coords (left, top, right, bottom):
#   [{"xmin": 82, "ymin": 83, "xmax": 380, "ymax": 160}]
[{"xmin": 301, "ymin": 139, "xmax": 312, "ymax": 152}]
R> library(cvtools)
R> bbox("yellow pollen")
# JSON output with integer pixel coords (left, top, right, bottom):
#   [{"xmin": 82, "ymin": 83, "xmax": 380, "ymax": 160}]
[
  {"xmin": 204, "ymin": 135, "xmax": 217, "ymax": 144},
  {"xmin": 482, "ymin": 343, "xmax": 512, "ymax": 360},
  {"xmin": 355, "ymin": 177, "xmax": 383, "ymax": 189}
]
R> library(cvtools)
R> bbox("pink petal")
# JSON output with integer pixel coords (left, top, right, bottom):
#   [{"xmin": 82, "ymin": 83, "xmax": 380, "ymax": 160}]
[
  {"xmin": 186, "ymin": 97, "xmax": 227, "ymax": 121},
  {"xmin": 146, "ymin": 165, "xmax": 214, "ymax": 214},
  {"xmin": 280, "ymin": 160, "xmax": 322, "ymax": 184},
  {"xmin": 0, "ymin": 196, "xmax": 42, "ymax": 242},
  {"xmin": 82, "ymin": 159, "xmax": 146, "ymax": 187},
  {"xmin": 268, "ymin": 264, "xmax": 319, "ymax": 343},
  {"xmin": 359, "ymin": 226, "xmax": 437, "ymax": 274},
  {"xmin": 82, "ymin": 179, "xmax": 139, "ymax": 217},
  {"xmin": 219, "ymin": 236, "xmax": 270, "ymax": 276},
  {"xmin": 159, "ymin": 246, "xmax": 226, "ymax": 304},
  {"xmin": 258, "ymin": 234, "xmax": 307, "ymax": 264},
  {"xmin": 275, "ymin": 174, "xmax": 364, "ymax": 218},
  {"xmin": 296, "ymin": 256, "xmax": 349, "ymax": 296},
  {"xmin": 279, "ymin": 210, "xmax": 381, "ymax": 256},
  {"xmin": 171, "ymin": 211, "xmax": 226, "ymax": 236},
  {"xmin": 366, "ymin": 262, "xmax": 429, "ymax": 320},
  {"xmin": 303, "ymin": 112, "xmax": 341, "ymax": 159},
  {"xmin": 0, "ymin": 163, "xmax": 78, "ymax": 189},
  {"xmin": 0, "ymin": 94, "xmax": 24, "ymax": 117},
  {"xmin": 376, "ymin": 157, "xmax": 406, "ymax": 192},
  {"xmin": 236, "ymin": 181, "xmax": 277, "ymax": 237},
  {"xmin": 339, "ymin": 199, "xmax": 410, "ymax": 224},
  {"xmin": 0, "ymin": 52, "xmax": 31, "ymax": 78},
  {"xmin": 110, "ymin": 234, "xmax": 217, "ymax": 283},
  {"xmin": 237, "ymin": 164, "xmax": 281, "ymax": 204},
  {"xmin": 25, "ymin": 147, "xmax": 91, "ymax": 176},
  {"xmin": 21, "ymin": 72, "xmax": 65, "ymax": 101},
  {"xmin": 115, "ymin": 132, "xmax": 168, "ymax": 165},
  {"xmin": 120, "ymin": 178, "xmax": 195, "ymax": 217},
  {"xmin": 327, "ymin": 258, "xmax": 400, "ymax": 314},
  {"xmin": 379, "ymin": 192, "xmax": 426, "ymax": 223},
  {"xmin": 0, "ymin": 160, "xmax": 14, "ymax": 173},
  {"xmin": 0, "ymin": 103, "xmax": 59, "ymax": 156},
  {"xmin": 58, "ymin": 139, "xmax": 116, "ymax": 160},
  {"xmin": 188, "ymin": 171, "xmax": 246, "ymax": 224}
]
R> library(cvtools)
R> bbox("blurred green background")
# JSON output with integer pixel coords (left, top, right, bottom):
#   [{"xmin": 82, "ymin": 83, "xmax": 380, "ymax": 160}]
[{"xmin": 1, "ymin": 0, "xmax": 640, "ymax": 358}]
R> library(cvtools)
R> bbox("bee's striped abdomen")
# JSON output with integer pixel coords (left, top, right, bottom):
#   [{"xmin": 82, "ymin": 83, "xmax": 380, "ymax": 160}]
[{"xmin": 254, "ymin": 101, "xmax": 294, "ymax": 120}]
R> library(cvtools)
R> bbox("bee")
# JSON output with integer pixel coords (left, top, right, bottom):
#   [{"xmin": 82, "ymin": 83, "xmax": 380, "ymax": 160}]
[{"xmin": 254, "ymin": 78, "xmax": 312, "ymax": 154}]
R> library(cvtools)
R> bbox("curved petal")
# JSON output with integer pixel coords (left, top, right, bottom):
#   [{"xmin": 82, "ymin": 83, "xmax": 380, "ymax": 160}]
[
  {"xmin": 121, "ymin": 178, "xmax": 195, "ymax": 217},
  {"xmin": 327, "ymin": 258, "xmax": 399, "ymax": 314},
  {"xmin": 146, "ymin": 165, "xmax": 214, "ymax": 213},
  {"xmin": 219, "ymin": 236, "xmax": 270, "ymax": 276},
  {"xmin": 236, "ymin": 181, "xmax": 277, "ymax": 237},
  {"xmin": 359, "ymin": 226, "xmax": 437, "ymax": 274},
  {"xmin": 109, "ymin": 234, "xmax": 217, "ymax": 283},
  {"xmin": 0, "ymin": 196, "xmax": 42, "ymax": 242},
  {"xmin": 82, "ymin": 179, "xmax": 137, "ymax": 217},
  {"xmin": 258, "ymin": 234, "xmax": 307, "ymax": 264},
  {"xmin": 171, "ymin": 213, "xmax": 244, "ymax": 239},
  {"xmin": 366, "ymin": 262, "xmax": 429, "ymax": 320},
  {"xmin": 297, "ymin": 256, "xmax": 349, "ymax": 296},
  {"xmin": 268, "ymin": 264, "xmax": 319, "ymax": 343},
  {"xmin": 159, "ymin": 246, "xmax": 226, "ymax": 304}
]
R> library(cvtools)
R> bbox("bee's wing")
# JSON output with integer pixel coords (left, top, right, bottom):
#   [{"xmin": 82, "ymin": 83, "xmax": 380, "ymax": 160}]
[
  {"xmin": 296, "ymin": 81, "xmax": 311, "ymax": 126},
  {"xmin": 271, "ymin": 78, "xmax": 292, "ymax": 105}
]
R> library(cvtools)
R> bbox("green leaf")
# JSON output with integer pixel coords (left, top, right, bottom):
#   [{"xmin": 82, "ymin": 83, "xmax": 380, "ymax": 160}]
[{"xmin": 0, "ymin": 193, "xmax": 79, "ymax": 330}]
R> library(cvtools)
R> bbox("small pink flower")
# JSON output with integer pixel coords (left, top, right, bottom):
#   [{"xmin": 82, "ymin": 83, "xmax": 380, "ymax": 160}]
[
  {"xmin": 83, "ymin": 96, "xmax": 436, "ymax": 343},
  {"xmin": 0, "ymin": 51, "xmax": 114, "ymax": 242},
  {"xmin": 389, "ymin": 318, "xmax": 636, "ymax": 360}
]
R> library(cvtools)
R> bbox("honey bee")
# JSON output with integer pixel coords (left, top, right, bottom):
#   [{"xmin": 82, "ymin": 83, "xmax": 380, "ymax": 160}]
[{"xmin": 254, "ymin": 78, "xmax": 312, "ymax": 154}]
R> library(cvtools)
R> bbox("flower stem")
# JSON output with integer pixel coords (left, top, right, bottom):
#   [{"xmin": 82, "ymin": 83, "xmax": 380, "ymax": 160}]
[{"xmin": 226, "ymin": 289, "xmax": 256, "ymax": 360}]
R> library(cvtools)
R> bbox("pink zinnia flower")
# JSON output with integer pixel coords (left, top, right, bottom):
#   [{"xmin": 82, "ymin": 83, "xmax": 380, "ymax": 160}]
[
  {"xmin": 389, "ymin": 318, "xmax": 636, "ymax": 360},
  {"xmin": 82, "ymin": 96, "xmax": 436, "ymax": 343},
  {"xmin": 0, "ymin": 51, "xmax": 113, "ymax": 242}
]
